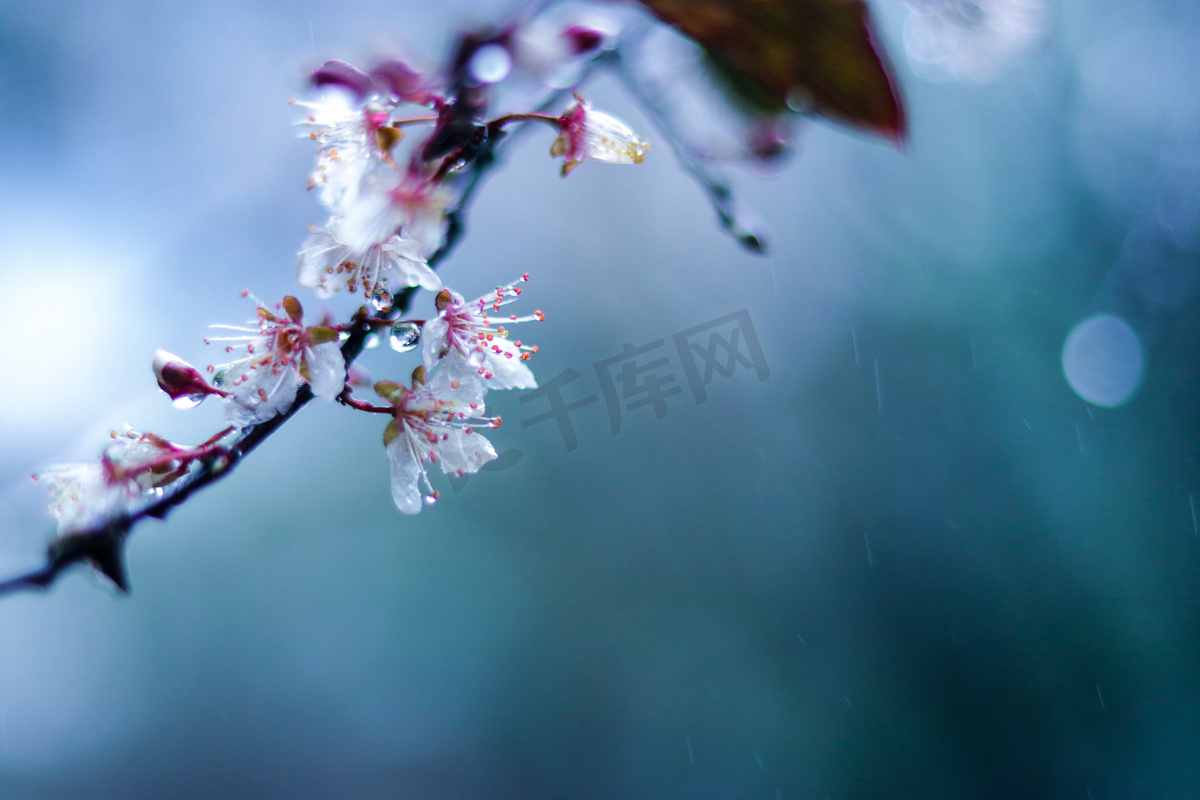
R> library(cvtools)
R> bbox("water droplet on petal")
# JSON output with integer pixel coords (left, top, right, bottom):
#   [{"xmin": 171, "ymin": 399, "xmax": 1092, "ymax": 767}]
[
  {"xmin": 467, "ymin": 349, "xmax": 487, "ymax": 368},
  {"xmin": 370, "ymin": 289, "xmax": 394, "ymax": 313},
  {"xmin": 364, "ymin": 333, "xmax": 382, "ymax": 349},
  {"xmin": 172, "ymin": 393, "xmax": 207, "ymax": 410},
  {"xmin": 211, "ymin": 370, "xmax": 228, "ymax": 388},
  {"xmin": 389, "ymin": 321, "xmax": 421, "ymax": 353}
]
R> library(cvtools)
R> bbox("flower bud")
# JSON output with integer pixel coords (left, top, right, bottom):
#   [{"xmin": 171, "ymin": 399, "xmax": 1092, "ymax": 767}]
[
  {"xmin": 310, "ymin": 59, "xmax": 375, "ymax": 99},
  {"xmin": 153, "ymin": 349, "xmax": 225, "ymax": 408}
]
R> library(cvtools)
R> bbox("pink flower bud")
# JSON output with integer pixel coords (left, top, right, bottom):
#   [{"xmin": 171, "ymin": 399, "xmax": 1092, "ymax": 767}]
[
  {"xmin": 310, "ymin": 59, "xmax": 375, "ymax": 99},
  {"xmin": 153, "ymin": 349, "xmax": 226, "ymax": 408}
]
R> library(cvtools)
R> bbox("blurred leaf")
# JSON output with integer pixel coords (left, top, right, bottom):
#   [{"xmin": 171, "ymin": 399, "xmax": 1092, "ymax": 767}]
[{"xmin": 636, "ymin": 0, "xmax": 906, "ymax": 141}]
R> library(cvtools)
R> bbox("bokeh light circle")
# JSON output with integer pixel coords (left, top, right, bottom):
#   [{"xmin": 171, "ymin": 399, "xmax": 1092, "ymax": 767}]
[{"xmin": 1061, "ymin": 314, "xmax": 1145, "ymax": 407}]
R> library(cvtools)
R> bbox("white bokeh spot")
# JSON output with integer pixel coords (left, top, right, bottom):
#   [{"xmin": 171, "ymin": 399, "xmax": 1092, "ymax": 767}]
[{"xmin": 1062, "ymin": 314, "xmax": 1145, "ymax": 408}]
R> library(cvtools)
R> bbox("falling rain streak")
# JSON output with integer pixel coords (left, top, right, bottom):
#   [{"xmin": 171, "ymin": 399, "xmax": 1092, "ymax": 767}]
[{"xmin": 873, "ymin": 357, "xmax": 883, "ymax": 411}]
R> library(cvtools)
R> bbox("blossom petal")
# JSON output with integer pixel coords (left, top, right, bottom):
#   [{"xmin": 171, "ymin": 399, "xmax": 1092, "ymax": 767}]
[
  {"xmin": 296, "ymin": 229, "xmax": 349, "ymax": 298},
  {"xmin": 482, "ymin": 337, "xmax": 538, "ymax": 390},
  {"xmin": 380, "ymin": 237, "xmax": 442, "ymax": 292},
  {"xmin": 305, "ymin": 341, "xmax": 347, "ymax": 400},
  {"xmin": 421, "ymin": 315, "xmax": 452, "ymax": 373},
  {"xmin": 428, "ymin": 350, "xmax": 488, "ymax": 411},
  {"xmin": 225, "ymin": 367, "xmax": 300, "ymax": 427},
  {"xmin": 436, "ymin": 428, "xmax": 498, "ymax": 477},
  {"xmin": 386, "ymin": 434, "xmax": 425, "ymax": 514}
]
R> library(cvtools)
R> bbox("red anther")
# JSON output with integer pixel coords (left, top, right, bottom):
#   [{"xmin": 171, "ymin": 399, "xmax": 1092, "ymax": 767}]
[
  {"xmin": 504, "ymin": 352, "xmax": 513, "ymax": 358},
  {"xmin": 531, "ymin": 345, "xmax": 540, "ymax": 353},
  {"xmin": 207, "ymin": 365, "xmax": 214, "ymax": 372},
  {"xmin": 225, "ymin": 346, "xmax": 234, "ymax": 353},
  {"xmin": 451, "ymin": 380, "xmax": 460, "ymax": 389},
  {"xmin": 257, "ymin": 388, "xmax": 268, "ymax": 401},
  {"xmin": 520, "ymin": 352, "xmax": 531, "ymax": 360},
  {"xmin": 241, "ymin": 290, "xmax": 249, "ymax": 297},
  {"xmin": 513, "ymin": 287, "xmax": 522, "ymax": 295},
  {"xmin": 510, "ymin": 315, "xmax": 517, "ymax": 321},
  {"xmin": 522, "ymin": 273, "xmax": 529, "ymax": 281}
]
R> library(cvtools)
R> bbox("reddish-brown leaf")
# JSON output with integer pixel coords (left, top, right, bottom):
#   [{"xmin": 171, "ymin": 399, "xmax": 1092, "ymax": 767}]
[{"xmin": 635, "ymin": 0, "xmax": 906, "ymax": 141}]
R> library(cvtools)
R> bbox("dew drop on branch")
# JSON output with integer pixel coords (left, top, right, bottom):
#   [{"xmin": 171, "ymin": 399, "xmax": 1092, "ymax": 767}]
[{"xmin": 389, "ymin": 321, "xmax": 421, "ymax": 353}]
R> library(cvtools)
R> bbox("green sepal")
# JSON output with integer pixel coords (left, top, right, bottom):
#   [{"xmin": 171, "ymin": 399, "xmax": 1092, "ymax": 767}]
[
  {"xmin": 382, "ymin": 419, "xmax": 402, "ymax": 447},
  {"xmin": 375, "ymin": 380, "xmax": 407, "ymax": 405},
  {"xmin": 307, "ymin": 325, "xmax": 339, "ymax": 345}
]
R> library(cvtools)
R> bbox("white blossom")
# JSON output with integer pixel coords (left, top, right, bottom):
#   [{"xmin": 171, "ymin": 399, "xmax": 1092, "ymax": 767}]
[
  {"xmin": 207, "ymin": 295, "xmax": 345, "ymax": 427},
  {"xmin": 297, "ymin": 218, "xmax": 441, "ymax": 304},
  {"xmin": 378, "ymin": 356, "xmax": 498, "ymax": 514},
  {"xmin": 35, "ymin": 429, "xmax": 185, "ymax": 534},
  {"xmin": 421, "ymin": 276, "xmax": 542, "ymax": 391},
  {"xmin": 551, "ymin": 96, "xmax": 649, "ymax": 176},
  {"xmin": 294, "ymin": 94, "xmax": 400, "ymax": 214},
  {"xmin": 339, "ymin": 174, "xmax": 449, "ymax": 256}
]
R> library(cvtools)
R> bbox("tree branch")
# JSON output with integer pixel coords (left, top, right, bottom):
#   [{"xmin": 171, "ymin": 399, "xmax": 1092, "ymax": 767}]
[
  {"xmin": 0, "ymin": 122, "xmax": 510, "ymax": 598},
  {"xmin": 0, "ymin": 43, "xmax": 663, "ymax": 598}
]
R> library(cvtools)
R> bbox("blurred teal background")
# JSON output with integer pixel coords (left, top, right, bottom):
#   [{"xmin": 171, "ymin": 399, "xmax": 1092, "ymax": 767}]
[{"xmin": 1, "ymin": 0, "xmax": 1199, "ymax": 797}]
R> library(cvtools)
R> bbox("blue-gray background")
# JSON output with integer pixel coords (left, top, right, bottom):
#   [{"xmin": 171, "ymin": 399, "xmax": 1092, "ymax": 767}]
[{"xmin": 1, "ymin": 1, "xmax": 1199, "ymax": 798}]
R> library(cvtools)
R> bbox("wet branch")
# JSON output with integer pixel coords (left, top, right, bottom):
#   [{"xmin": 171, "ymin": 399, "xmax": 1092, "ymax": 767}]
[
  {"xmin": 0, "ymin": 127, "xmax": 509, "ymax": 599},
  {"xmin": 0, "ymin": 39, "xmax": 741, "ymax": 598}
]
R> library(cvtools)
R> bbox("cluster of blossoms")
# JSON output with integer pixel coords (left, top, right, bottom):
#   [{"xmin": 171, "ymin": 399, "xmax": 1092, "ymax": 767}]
[
  {"xmin": 34, "ymin": 43, "xmax": 649, "ymax": 532},
  {"xmin": 33, "ymin": 428, "xmax": 225, "ymax": 535}
]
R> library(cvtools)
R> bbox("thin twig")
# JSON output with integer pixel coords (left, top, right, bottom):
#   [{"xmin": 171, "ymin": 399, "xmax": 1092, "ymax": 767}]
[{"xmin": 607, "ymin": 43, "xmax": 767, "ymax": 254}]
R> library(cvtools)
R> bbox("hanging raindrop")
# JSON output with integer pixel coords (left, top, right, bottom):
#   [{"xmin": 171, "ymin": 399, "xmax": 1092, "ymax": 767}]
[
  {"xmin": 389, "ymin": 321, "xmax": 421, "ymax": 353},
  {"xmin": 364, "ymin": 333, "xmax": 382, "ymax": 349},
  {"xmin": 370, "ymin": 289, "xmax": 393, "ymax": 313},
  {"xmin": 172, "ymin": 393, "xmax": 207, "ymax": 410}
]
